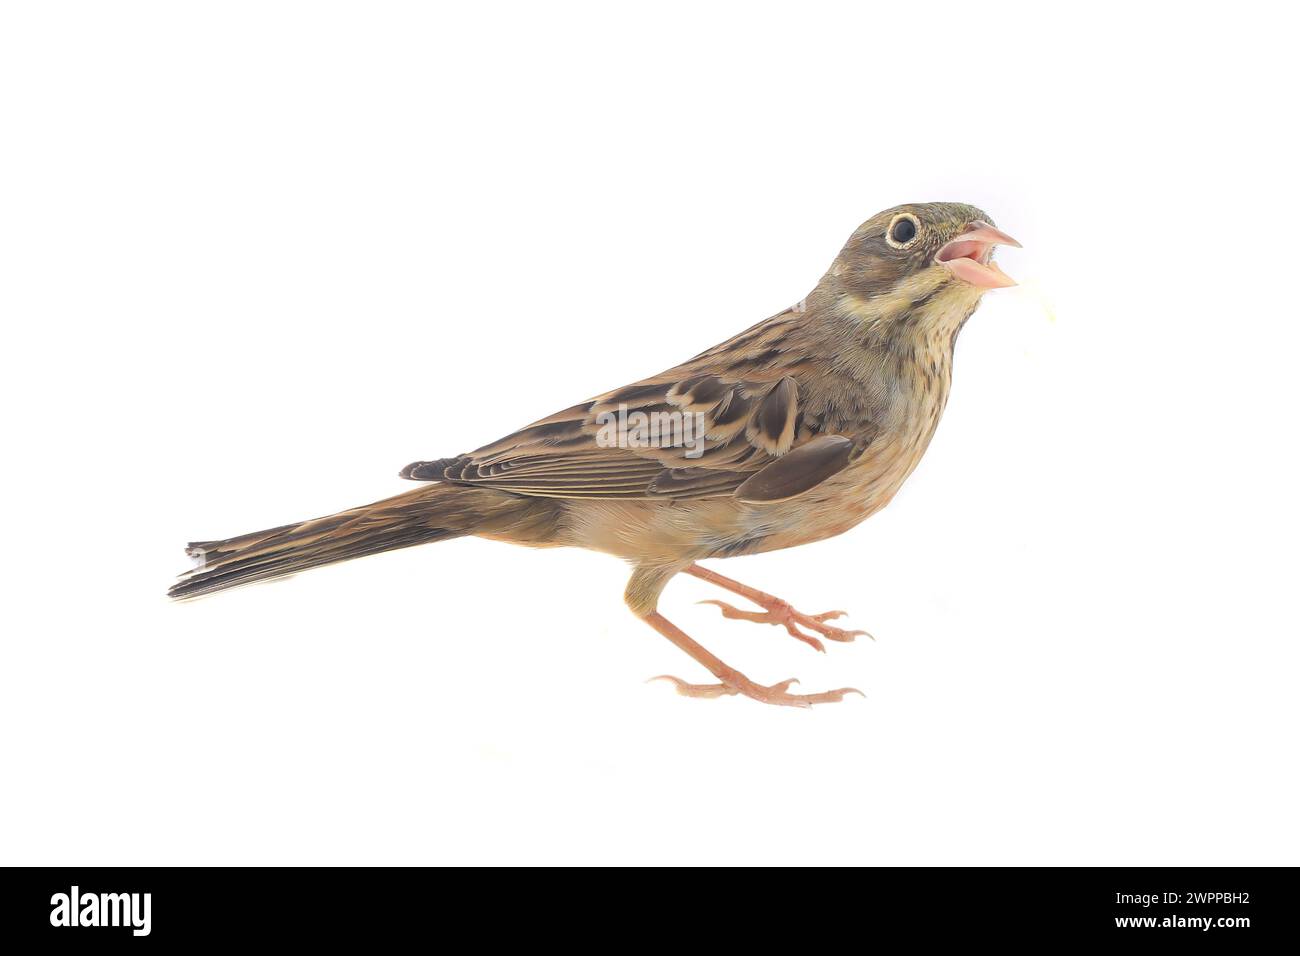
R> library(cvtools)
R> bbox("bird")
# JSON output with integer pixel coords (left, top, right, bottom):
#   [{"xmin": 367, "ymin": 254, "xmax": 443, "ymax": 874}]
[{"xmin": 169, "ymin": 201, "xmax": 1020, "ymax": 707}]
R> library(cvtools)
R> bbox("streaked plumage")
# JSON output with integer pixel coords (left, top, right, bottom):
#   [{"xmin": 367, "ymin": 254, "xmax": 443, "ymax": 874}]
[{"xmin": 171, "ymin": 202, "xmax": 1020, "ymax": 707}]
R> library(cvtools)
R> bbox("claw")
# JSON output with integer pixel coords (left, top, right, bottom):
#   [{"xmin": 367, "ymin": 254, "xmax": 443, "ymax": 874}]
[
  {"xmin": 649, "ymin": 675, "xmax": 739, "ymax": 699},
  {"xmin": 650, "ymin": 673, "xmax": 863, "ymax": 708},
  {"xmin": 699, "ymin": 598, "xmax": 871, "ymax": 646},
  {"xmin": 699, "ymin": 599, "xmax": 826, "ymax": 651},
  {"xmin": 696, "ymin": 599, "xmax": 766, "ymax": 623},
  {"xmin": 685, "ymin": 564, "xmax": 876, "ymax": 645}
]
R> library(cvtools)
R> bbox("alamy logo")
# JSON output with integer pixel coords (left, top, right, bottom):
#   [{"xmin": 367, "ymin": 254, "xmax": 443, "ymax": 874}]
[
  {"xmin": 49, "ymin": 885, "xmax": 151, "ymax": 937},
  {"xmin": 594, "ymin": 403, "xmax": 708, "ymax": 458}
]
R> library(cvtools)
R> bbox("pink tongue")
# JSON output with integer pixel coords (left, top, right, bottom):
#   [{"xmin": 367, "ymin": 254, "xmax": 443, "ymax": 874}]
[
  {"xmin": 937, "ymin": 240, "xmax": 987, "ymax": 262},
  {"xmin": 945, "ymin": 257, "xmax": 1016, "ymax": 289}
]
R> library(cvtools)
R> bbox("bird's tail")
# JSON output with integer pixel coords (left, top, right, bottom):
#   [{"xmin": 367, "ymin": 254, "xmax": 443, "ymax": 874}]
[{"xmin": 169, "ymin": 482, "xmax": 495, "ymax": 600}]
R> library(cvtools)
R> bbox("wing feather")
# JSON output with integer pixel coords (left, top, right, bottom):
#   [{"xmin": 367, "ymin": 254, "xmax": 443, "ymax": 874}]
[{"xmin": 400, "ymin": 361, "xmax": 859, "ymax": 501}]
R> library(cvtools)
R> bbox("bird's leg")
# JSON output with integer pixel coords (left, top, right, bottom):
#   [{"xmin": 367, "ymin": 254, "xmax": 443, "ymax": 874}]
[
  {"xmin": 684, "ymin": 563, "xmax": 870, "ymax": 652},
  {"xmin": 642, "ymin": 612, "xmax": 861, "ymax": 708}
]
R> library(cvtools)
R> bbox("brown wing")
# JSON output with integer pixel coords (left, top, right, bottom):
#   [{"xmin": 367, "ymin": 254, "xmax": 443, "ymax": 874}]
[
  {"xmin": 399, "ymin": 372, "xmax": 854, "ymax": 501},
  {"xmin": 734, "ymin": 435, "xmax": 854, "ymax": 503}
]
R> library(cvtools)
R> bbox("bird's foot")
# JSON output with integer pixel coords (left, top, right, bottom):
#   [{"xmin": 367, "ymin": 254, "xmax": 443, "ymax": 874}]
[
  {"xmin": 650, "ymin": 674, "xmax": 863, "ymax": 708},
  {"xmin": 698, "ymin": 597, "xmax": 870, "ymax": 652}
]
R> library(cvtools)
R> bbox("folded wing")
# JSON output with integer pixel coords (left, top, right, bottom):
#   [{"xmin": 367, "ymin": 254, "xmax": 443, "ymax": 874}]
[{"xmin": 401, "ymin": 371, "xmax": 861, "ymax": 501}]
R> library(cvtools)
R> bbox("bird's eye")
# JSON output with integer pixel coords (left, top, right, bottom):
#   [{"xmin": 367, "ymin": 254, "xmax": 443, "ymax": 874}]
[{"xmin": 887, "ymin": 214, "xmax": 919, "ymax": 248}]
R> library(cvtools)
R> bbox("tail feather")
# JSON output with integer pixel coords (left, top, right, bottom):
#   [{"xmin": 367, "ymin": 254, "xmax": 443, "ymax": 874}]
[{"xmin": 169, "ymin": 484, "xmax": 470, "ymax": 600}]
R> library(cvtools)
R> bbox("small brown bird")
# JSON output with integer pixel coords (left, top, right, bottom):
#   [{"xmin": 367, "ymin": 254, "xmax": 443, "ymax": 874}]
[{"xmin": 171, "ymin": 202, "xmax": 1019, "ymax": 707}]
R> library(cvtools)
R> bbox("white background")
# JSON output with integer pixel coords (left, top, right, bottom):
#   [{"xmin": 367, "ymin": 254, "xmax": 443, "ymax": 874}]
[{"xmin": 2, "ymin": 1, "xmax": 1297, "ymax": 866}]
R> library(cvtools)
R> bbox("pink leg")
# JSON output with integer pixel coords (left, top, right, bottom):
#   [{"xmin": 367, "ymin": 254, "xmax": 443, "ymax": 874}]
[
  {"xmin": 684, "ymin": 563, "xmax": 870, "ymax": 653},
  {"xmin": 642, "ymin": 611, "xmax": 862, "ymax": 708}
]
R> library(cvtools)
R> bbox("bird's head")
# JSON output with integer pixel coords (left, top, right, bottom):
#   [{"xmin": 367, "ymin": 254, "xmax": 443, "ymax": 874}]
[{"xmin": 824, "ymin": 202, "xmax": 1020, "ymax": 313}]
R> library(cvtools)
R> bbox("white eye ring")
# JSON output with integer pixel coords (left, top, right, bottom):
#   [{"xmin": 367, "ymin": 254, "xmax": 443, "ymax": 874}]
[{"xmin": 885, "ymin": 213, "xmax": 921, "ymax": 249}]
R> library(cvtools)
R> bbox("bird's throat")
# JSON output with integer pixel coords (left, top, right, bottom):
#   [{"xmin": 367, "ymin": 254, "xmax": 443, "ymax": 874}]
[{"xmin": 838, "ymin": 270, "xmax": 982, "ymax": 350}]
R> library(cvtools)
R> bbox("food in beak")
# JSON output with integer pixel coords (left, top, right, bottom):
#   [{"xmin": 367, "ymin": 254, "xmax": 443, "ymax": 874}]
[{"xmin": 936, "ymin": 221, "xmax": 1021, "ymax": 289}]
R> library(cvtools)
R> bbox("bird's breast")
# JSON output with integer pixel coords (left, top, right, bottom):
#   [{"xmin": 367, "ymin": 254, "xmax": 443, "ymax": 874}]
[{"xmin": 807, "ymin": 340, "xmax": 957, "ymax": 533}]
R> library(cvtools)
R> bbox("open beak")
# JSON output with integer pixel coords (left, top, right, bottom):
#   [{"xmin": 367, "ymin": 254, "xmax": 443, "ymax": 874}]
[{"xmin": 936, "ymin": 221, "xmax": 1021, "ymax": 290}]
